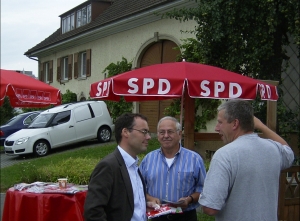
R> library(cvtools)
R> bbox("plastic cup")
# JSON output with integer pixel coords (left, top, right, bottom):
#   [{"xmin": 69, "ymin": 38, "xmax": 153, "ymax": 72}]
[{"xmin": 58, "ymin": 178, "xmax": 68, "ymax": 189}]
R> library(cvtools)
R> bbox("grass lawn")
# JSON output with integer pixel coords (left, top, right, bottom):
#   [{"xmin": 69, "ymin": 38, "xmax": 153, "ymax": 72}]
[{"xmin": 0, "ymin": 139, "xmax": 214, "ymax": 220}]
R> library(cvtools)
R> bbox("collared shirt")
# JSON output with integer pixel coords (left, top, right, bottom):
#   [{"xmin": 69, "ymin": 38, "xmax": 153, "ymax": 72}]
[
  {"xmin": 139, "ymin": 146, "xmax": 206, "ymax": 211},
  {"xmin": 118, "ymin": 146, "xmax": 146, "ymax": 221}
]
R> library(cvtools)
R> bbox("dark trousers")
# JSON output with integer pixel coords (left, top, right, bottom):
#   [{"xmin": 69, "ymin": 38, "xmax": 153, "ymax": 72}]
[{"xmin": 151, "ymin": 209, "xmax": 197, "ymax": 221}]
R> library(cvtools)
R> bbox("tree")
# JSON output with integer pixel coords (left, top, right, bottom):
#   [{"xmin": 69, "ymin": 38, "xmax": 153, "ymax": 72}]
[
  {"xmin": 165, "ymin": 0, "xmax": 299, "ymax": 142},
  {"xmin": 62, "ymin": 89, "xmax": 77, "ymax": 104},
  {"xmin": 165, "ymin": 0, "xmax": 299, "ymax": 81},
  {"xmin": 0, "ymin": 97, "xmax": 16, "ymax": 125}
]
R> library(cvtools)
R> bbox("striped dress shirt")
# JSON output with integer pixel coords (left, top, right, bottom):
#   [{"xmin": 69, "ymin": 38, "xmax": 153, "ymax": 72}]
[{"xmin": 139, "ymin": 146, "xmax": 206, "ymax": 212}]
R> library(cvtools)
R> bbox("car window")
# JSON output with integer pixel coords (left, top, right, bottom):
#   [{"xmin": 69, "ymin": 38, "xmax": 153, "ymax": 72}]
[
  {"xmin": 74, "ymin": 105, "xmax": 92, "ymax": 122},
  {"xmin": 52, "ymin": 111, "xmax": 71, "ymax": 125},
  {"xmin": 4, "ymin": 115, "xmax": 21, "ymax": 125},
  {"xmin": 29, "ymin": 113, "xmax": 55, "ymax": 128},
  {"xmin": 89, "ymin": 102, "xmax": 103, "ymax": 117},
  {"xmin": 24, "ymin": 113, "xmax": 40, "ymax": 125}
]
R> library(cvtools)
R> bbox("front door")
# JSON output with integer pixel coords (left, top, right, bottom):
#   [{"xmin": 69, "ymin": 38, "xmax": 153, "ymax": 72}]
[{"xmin": 139, "ymin": 40, "xmax": 180, "ymax": 132}]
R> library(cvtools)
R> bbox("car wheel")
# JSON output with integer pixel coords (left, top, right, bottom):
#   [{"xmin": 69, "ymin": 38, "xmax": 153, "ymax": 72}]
[
  {"xmin": 33, "ymin": 140, "xmax": 50, "ymax": 157},
  {"xmin": 97, "ymin": 126, "xmax": 111, "ymax": 143}
]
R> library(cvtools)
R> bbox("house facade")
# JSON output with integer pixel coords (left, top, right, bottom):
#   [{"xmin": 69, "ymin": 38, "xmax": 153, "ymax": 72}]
[
  {"xmin": 24, "ymin": 0, "xmax": 299, "ymax": 135},
  {"xmin": 25, "ymin": 0, "xmax": 198, "ymax": 132}
]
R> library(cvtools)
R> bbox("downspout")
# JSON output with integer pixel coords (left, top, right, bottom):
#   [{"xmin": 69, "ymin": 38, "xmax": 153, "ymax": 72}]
[{"xmin": 26, "ymin": 55, "xmax": 40, "ymax": 79}]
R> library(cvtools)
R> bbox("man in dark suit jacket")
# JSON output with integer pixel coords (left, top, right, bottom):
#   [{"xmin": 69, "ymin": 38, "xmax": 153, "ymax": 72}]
[{"xmin": 84, "ymin": 113, "xmax": 151, "ymax": 221}]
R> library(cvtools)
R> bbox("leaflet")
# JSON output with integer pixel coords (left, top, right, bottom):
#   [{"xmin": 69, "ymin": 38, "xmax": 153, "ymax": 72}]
[{"xmin": 162, "ymin": 199, "xmax": 185, "ymax": 205}]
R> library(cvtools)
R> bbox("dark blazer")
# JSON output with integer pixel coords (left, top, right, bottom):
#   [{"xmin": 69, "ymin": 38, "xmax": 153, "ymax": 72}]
[{"xmin": 84, "ymin": 148, "xmax": 140, "ymax": 221}]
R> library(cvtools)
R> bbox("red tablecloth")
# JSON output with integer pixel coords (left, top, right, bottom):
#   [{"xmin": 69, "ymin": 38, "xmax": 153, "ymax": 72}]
[{"xmin": 2, "ymin": 187, "xmax": 87, "ymax": 221}]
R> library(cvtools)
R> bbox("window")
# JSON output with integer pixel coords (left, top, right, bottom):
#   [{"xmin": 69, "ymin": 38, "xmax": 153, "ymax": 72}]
[
  {"xmin": 52, "ymin": 111, "xmax": 71, "ymax": 125},
  {"xmin": 74, "ymin": 49, "xmax": 91, "ymax": 79},
  {"xmin": 40, "ymin": 61, "xmax": 53, "ymax": 83},
  {"xmin": 79, "ymin": 51, "xmax": 87, "ymax": 77},
  {"xmin": 57, "ymin": 55, "xmax": 72, "ymax": 83},
  {"xmin": 44, "ymin": 62, "xmax": 50, "ymax": 82},
  {"xmin": 61, "ymin": 57, "xmax": 69, "ymax": 80},
  {"xmin": 62, "ymin": 13, "xmax": 75, "ymax": 34},
  {"xmin": 24, "ymin": 113, "xmax": 40, "ymax": 125},
  {"xmin": 77, "ymin": 10, "xmax": 82, "ymax": 27},
  {"xmin": 77, "ymin": 4, "xmax": 91, "ymax": 28}
]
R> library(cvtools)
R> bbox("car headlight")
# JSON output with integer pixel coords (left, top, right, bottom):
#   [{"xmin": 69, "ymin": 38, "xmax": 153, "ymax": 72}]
[{"xmin": 15, "ymin": 137, "xmax": 30, "ymax": 145}]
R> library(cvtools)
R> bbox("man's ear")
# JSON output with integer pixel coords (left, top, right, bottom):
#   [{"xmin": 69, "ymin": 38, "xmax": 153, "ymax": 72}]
[
  {"xmin": 232, "ymin": 119, "xmax": 239, "ymax": 130},
  {"xmin": 122, "ymin": 128, "xmax": 130, "ymax": 138}
]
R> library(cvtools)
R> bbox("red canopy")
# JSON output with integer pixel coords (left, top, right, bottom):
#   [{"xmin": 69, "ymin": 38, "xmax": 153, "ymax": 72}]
[
  {"xmin": 90, "ymin": 62, "xmax": 278, "ymax": 101},
  {"xmin": 0, "ymin": 69, "xmax": 62, "ymax": 107}
]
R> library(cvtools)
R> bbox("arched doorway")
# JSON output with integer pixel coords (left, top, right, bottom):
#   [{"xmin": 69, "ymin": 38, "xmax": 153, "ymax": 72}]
[{"xmin": 139, "ymin": 40, "xmax": 180, "ymax": 132}]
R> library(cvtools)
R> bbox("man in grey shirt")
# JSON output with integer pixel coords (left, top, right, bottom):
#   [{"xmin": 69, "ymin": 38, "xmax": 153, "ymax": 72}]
[{"xmin": 199, "ymin": 99, "xmax": 294, "ymax": 221}]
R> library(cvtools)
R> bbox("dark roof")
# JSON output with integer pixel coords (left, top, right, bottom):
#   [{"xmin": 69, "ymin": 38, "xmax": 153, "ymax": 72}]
[{"xmin": 25, "ymin": 0, "xmax": 176, "ymax": 55}]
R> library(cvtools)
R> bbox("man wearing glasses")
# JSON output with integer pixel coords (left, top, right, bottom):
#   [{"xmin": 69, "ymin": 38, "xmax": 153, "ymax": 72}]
[
  {"xmin": 84, "ymin": 113, "xmax": 151, "ymax": 221},
  {"xmin": 140, "ymin": 116, "xmax": 206, "ymax": 221}
]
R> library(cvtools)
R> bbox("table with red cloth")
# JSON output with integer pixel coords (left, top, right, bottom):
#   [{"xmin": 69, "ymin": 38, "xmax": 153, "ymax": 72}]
[{"xmin": 2, "ymin": 187, "xmax": 87, "ymax": 221}]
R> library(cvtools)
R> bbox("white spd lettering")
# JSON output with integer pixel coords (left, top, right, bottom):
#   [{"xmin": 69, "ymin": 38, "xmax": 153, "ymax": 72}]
[
  {"xmin": 200, "ymin": 80, "xmax": 242, "ymax": 98},
  {"xmin": 258, "ymin": 84, "xmax": 271, "ymax": 99},
  {"xmin": 96, "ymin": 81, "xmax": 110, "ymax": 97},
  {"xmin": 229, "ymin": 83, "xmax": 242, "ymax": 98},
  {"xmin": 214, "ymin": 82, "xmax": 225, "ymax": 97},
  {"xmin": 128, "ymin": 78, "xmax": 170, "ymax": 94}
]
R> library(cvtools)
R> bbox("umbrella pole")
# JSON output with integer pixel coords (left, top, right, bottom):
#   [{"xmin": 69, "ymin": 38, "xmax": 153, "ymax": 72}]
[
  {"xmin": 183, "ymin": 90, "xmax": 195, "ymax": 150},
  {"xmin": 179, "ymin": 84, "xmax": 185, "ymax": 145}
]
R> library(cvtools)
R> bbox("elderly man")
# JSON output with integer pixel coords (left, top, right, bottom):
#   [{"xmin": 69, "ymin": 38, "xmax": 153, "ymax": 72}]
[{"xmin": 140, "ymin": 116, "xmax": 206, "ymax": 221}]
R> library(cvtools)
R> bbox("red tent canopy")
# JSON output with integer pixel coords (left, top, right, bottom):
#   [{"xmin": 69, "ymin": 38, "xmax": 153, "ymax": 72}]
[{"xmin": 0, "ymin": 69, "xmax": 62, "ymax": 107}]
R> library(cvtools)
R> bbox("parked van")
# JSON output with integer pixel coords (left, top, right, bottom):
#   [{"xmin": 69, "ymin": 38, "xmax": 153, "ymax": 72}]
[{"xmin": 4, "ymin": 101, "xmax": 114, "ymax": 157}]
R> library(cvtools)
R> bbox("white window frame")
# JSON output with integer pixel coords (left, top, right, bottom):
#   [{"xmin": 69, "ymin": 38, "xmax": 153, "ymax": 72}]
[
  {"xmin": 87, "ymin": 4, "xmax": 91, "ymax": 23},
  {"xmin": 61, "ymin": 57, "xmax": 69, "ymax": 80},
  {"xmin": 76, "ymin": 4, "xmax": 91, "ymax": 28},
  {"xmin": 44, "ymin": 62, "xmax": 50, "ymax": 83},
  {"xmin": 79, "ymin": 51, "xmax": 87, "ymax": 78},
  {"xmin": 77, "ymin": 10, "xmax": 82, "ymax": 28},
  {"xmin": 62, "ymin": 13, "xmax": 75, "ymax": 34}
]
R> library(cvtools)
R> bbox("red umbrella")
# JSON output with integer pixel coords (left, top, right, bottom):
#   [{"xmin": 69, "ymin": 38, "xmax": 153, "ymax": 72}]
[
  {"xmin": 0, "ymin": 69, "xmax": 62, "ymax": 107},
  {"xmin": 90, "ymin": 62, "xmax": 278, "ymax": 149},
  {"xmin": 90, "ymin": 62, "xmax": 278, "ymax": 101}
]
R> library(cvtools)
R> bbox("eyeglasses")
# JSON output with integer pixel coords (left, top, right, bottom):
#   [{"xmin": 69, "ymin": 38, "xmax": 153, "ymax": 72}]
[
  {"xmin": 157, "ymin": 130, "xmax": 179, "ymax": 136},
  {"xmin": 129, "ymin": 128, "xmax": 151, "ymax": 136}
]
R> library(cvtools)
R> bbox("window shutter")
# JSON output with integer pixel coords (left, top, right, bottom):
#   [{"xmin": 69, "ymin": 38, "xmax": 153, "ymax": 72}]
[
  {"xmin": 57, "ymin": 58, "xmax": 61, "ymax": 82},
  {"xmin": 49, "ymin": 60, "xmax": 53, "ymax": 83},
  {"xmin": 68, "ymin": 54, "xmax": 73, "ymax": 80},
  {"xmin": 74, "ymin": 53, "xmax": 78, "ymax": 79},
  {"xmin": 40, "ymin": 62, "xmax": 44, "ymax": 81},
  {"xmin": 86, "ymin": 49, "xmax": 91, "ymax": 77}
]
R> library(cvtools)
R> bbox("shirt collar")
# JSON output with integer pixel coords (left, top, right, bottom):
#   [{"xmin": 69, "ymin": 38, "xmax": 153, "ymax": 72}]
[
  {"xmin": 118, "ymin": 146, "xmax": 139, "ymax": 168},
  {"xmin": 159, "ymin": 144, "xmax": 182, "ymax": 156}
]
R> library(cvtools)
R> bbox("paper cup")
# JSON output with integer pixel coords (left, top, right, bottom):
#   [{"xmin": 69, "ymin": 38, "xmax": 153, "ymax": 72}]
[{"xmin": 58, "ymin": 178, "xmax": 68, "ymax": 189}]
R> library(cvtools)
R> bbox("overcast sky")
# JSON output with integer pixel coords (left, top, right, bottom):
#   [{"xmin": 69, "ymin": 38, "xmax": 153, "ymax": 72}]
[{"xmin": 1, "ymin": 0, "xmax": 85, "ymax": 77}]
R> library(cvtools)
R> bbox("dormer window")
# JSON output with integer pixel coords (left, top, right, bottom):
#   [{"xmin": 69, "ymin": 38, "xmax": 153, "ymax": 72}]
[
  {"xmin": 62, "ymin": 13, "xmax": 75, "ymax": 33},
  {"xmin": 61, "ymin": 4, "xmax": 91, "ymax": 34},
  {"xmin": 77, "ymin": 4, "xmax": 91, "ymax": 28}
]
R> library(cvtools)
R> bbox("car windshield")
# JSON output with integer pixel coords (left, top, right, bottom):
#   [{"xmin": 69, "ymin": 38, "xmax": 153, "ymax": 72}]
[{"xmin": 28, "ymin": 113, "xmax": 55, "ymax": 128}]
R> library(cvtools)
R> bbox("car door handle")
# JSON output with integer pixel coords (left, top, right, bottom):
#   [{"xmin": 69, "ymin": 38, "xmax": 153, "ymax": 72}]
[{"xmin": 69, "ymin": 125, "xmax": 74, "ymax": 128}]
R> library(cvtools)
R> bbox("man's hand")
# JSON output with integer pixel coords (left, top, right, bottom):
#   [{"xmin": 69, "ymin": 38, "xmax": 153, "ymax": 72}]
[
  {"xmin": 177, "ymin": 197, "xmax": 191, "ymax": 209},
  {"xmin": 254, "ymin": 116, "xmax": 288, "ymax": 146},
  {"xmin": 146, "ymin": 194, "xmax": 161, "ymax": 204}
]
